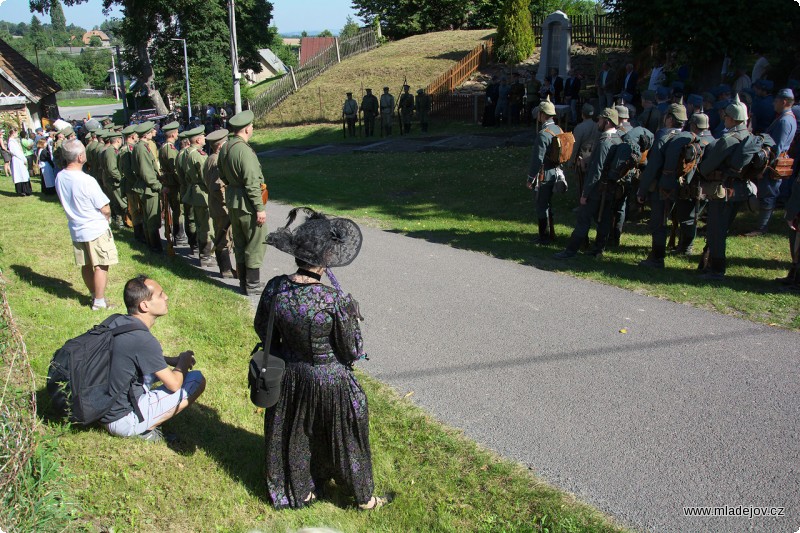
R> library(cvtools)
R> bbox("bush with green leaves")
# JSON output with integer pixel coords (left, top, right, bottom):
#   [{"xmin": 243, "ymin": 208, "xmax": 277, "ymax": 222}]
[
  {"xmin": 496, "ymin": 0, "xmax": 535, "ymax": 64},
  {"xmin": 52, "ymin": 60, "xmax": 85, "ymax": 91}
]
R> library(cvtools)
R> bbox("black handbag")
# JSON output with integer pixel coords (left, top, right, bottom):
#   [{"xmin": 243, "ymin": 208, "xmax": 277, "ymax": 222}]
[{"xmin": 248, "ymin": 297, "xmax": 285, "ymax": 408}]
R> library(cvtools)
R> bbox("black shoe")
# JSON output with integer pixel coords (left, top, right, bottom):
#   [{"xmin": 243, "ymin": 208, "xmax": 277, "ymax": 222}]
[
  {"xmin": 134, "ymin": 427, "xmax": 164, "ymax": 444},
  {"xmin": 638, "ymin": 257, "xmax": 664, "ymax": 269}
]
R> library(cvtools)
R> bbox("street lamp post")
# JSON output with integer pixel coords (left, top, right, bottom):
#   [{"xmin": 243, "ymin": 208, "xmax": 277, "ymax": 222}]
[
  {"xmin": 228, "ymin": 0, "xmax": 242, "ymax": 113},
  {"xmin": 172, "ymin": 38, "xmax": 192, "ymax": 123}
]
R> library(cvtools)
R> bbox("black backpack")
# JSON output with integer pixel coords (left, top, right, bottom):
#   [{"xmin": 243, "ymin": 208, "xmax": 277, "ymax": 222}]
[{"xmin": 47, "ymin": 314, "xmax": 147, "ymax": 425}]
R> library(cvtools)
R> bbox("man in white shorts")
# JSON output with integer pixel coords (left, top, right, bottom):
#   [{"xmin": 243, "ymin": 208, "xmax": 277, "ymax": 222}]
[
  {"xmin": 100, "ymin": 275, "xmax": 206, "ymax": 442},
  {"xmin": 55, "ymin": 139, "xmax": 119, "ymax": 311}
]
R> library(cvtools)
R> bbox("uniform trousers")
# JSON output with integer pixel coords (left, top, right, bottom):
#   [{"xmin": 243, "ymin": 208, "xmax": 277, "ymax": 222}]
[
  {"xmin": 192, "ymin": 205, "xmax": 214, "ymax": 246},
  {"xmin": 127, "ymin": 191, "xmax": 143, "ymax": 226},
  {"xmin": 565, "ymin": 182, "xmax": 618, "ymax": 252},
  {"xmin": 230, "ymin": 207, "xmax": 269, "ymax": 269}
]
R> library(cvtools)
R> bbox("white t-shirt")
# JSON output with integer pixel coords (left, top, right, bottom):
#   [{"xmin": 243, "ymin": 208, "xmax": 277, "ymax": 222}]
[{"xmin": 55, "ymin": 169, "xmax": 111, "ymax": 242}]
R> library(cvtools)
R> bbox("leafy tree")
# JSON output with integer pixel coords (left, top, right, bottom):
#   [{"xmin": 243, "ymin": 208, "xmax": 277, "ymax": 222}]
[
  {"xmin": 317, "ymin": 29, "xmax": 334, "ymax": 37},
  {"xmin": 496, "ymin": 0, "xmax": 535, "ymax": 63},
  {"xmin": 340, "ymin": 15, "xmax": 361, "ymax": 39},
  {"xmin": 88, "ymin": 35, "xmax": 102, "ymax": 47},
  {"xmin": 28, "ymin": 15, "xmax": 49, "ymax": 50},
  {"xmin": 52, "ymin": 59, "xmax": 85, "ymax": 89},
  {"xmin": 49, "ymin": 0, "xmax": 67, "ymax": 34},
  {"xmin": 604, "ymin": 0, "xmax": 800, "ymax": 70},
  {"xmin": 352, "ymin": 0, "xmax": 501, "ymax": 39},
  {"xmin": 530, "ymin": 0, "xmax": 602, "ymax": 19},
  {"xmin": 99, "ymin": 18, "xmax": 121, "ymax": 40},
  {"xmin": 74, "ymin": 48, "xmax": 112, "ymax": 88},
  {"xmin": 300, "ymin": 30, "xmax": 308, "ymax": 37},
  {"xmin": 265, "ymin": 26, "xmax": 298, "ymax": 68}
]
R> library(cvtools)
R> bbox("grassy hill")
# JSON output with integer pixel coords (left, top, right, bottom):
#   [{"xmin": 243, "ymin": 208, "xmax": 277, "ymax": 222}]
[{"xmin": 258, "ymin": 29, "xmax": 494, "ymax": 126}]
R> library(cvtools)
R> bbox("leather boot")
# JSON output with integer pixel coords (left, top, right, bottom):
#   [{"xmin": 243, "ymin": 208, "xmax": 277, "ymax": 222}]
[
  {"xmin": 699, "ymin": 257, "xmax": 726, "ymax": 280},
  {"xmin": 237, "ymin": 263, "xmax": 247, "ymax": 294},
  {"xmin": 533, "ymin": 218, "xmax": 551, "ymax": 245},
  {"xmin": 187, "ymin": 230, "xmax": 197, "ymax": 254},
  {"xmin": 775, "ymin": 265, "xmax": 798, "ymax": 285},
  {"xmin": 198, "ymin": 241, "xmax": 214, "ymax": 267},
  {"xmin": 133, "ymin": 224, "xmax": 147, "ymax": 244},
  {"xmin": 149, "ymin": 229, "xmax": 163, "ymax": 253},
  {"xmin": 639, "ymin": 245, "xmax": 665, "ymax": 268},
  {"xmin": 217, "ymin": 250, "xmax": 235, "ymax": 278},
  {"xmin": 246, "ymin": 268, "xmax": 264, "ymax": 295},
  {"xmin": 174, "ymin": 221, "xmax": 187, "ymax": 244},
  {"xmin": 608, "ymin": 228, "xmax": 621, "ymax": 248}
]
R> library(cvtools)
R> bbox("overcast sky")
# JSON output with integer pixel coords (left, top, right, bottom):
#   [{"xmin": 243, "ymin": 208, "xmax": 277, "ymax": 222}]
[{"xmin": 0, "ymin": 0, "xmax": 360, "ymax": 34}]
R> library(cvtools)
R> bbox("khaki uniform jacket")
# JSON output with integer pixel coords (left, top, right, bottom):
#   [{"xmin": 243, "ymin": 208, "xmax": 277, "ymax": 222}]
[
  {"xmin": 102, "ymin": 145, "xmax": 122, "ymax": 187},
  {"xmin": 119, "ymin": 143, "xmax": 136, "ymax": 195},
  {"xmin": 158, "ymin": 142, "xmax": 179, "ymax": 189},
  {"xmin": 219, "ymin": 136, "xmax": 265, "ymax": 214},
  {"xmin": 182, "ymin": 145, "xmax": 209, "ymax": 206},
  {"xmin": 132, "ymin": 140, "xmax": 161, "ymax": 197},
  {"xmin": 85, "ymin": 140, "xmax": 99, "ymax": 174},
  {"xmin": 204, "ymin": 152, "xmax": 228, "ymax": 220}
]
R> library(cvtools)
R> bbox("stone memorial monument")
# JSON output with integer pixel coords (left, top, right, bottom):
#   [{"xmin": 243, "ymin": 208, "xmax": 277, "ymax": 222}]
[{"xmin": 536, "ymin": 11, "xmax": 572, "ymax": 83}]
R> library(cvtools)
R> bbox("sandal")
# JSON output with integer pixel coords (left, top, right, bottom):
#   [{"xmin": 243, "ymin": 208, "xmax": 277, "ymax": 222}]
[{"xmin": 358, "ymin": 493, "xmax": 394, "ymax": 511}]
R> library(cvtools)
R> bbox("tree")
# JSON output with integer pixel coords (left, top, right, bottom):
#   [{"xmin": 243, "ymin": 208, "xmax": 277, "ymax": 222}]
[
  {"xmin": 89, "ymin": 35, "xmax": 102, "ymax": 47},
  {"xmin": 28, "ymin": 15, "xmax": 49, "ymax": 51},
  {"xmin": 317, "ymin": 29, "xmax": 333, "ymax": 37},
  {"xmin": 530, "ymin": 0, "xmax": 602, "ymax": 20},
  {"xmin": 99, "ymin": 18, "xmax": 121, "ymax": 40},
  {"xmin": 49, "ymin": 0, "xmax": 66, "ymax": 32},
  {"xmin": 340, "ymin": 15, "xmax": 361, "ymax": 39},
  {"xmin": 352, "ymin": 0, "xmax": 501, "ymax": 39},
  {"xmin": 300, "ymin": 30, "xmax": 308, "ymax": 37},
  {"xmin": 52, "ymin": 59, "xmax": 85, "ymax": 90},
  {"xmin": 604, "ymin": 0, "xmax": 800, "ymax": 70},
  {"xmin": 496, "ymin": 0, "xmax": 535, "ymax": 63}
]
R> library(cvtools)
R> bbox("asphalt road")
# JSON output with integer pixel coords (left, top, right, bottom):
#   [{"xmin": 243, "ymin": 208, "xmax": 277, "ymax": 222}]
[
  {"xmin": 59, "ymin": 102, "xmax": 123, "ymax": 121},
  {"xmin": 181, "ymin": 201, "xmax": 799, "ymax": 533}
]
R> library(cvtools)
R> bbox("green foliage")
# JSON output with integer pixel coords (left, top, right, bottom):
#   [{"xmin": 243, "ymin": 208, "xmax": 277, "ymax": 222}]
[
  {"xmin": 268, "ymin": 27, "xmax": 298, "ymax": 68},
  {"xmin": 340, "ymin": 15, "xmax": 361, "ymax": 39},
  {"xmin": 352, "ymin": 0, "xmax": 500, "ymax": 39},
  {"xmin": 48, "ymin": 0, "xmax": 67, "ymax": 44},
  {"xmin": 88, "ymin": 35, "xmax": 102, "ymax": 47},
  {"xmin": 52, "ymin": 59, "xmax": 85, "ymax": 90},
  {"xmin": 318, "ymin": 29, "xmax": 334, "ymax": 37},
  {"xmin": 530, "ymin": 0, "xmax": 602, "ymax": 19},
  {"xmin": 99, "ymin": 18, "xmax": 121, "ymax": 40},
  {"xmin": 28, "ymin": 15, "xmax": 49, "ymax": 50},
  {"xmin": 73, "ymin": 48, "xmax": 112, "ymax": 88},
  {"xmin": 604, "ymin": 0, "xmax": 800, "ymax": 68},
  {"xmin": 496, "ymin": 0, "xmax": 535, "ymax": 63}
]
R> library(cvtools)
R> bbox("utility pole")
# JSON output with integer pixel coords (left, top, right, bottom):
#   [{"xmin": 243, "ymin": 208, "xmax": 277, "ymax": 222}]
[
  {"xmin": 114, "ymin": 45, "xmax": 129, "ymax": 124},
  {"xmin": 110, "ymin": 52, "xmax": 119, "ymax": 100},
  {"xmin": 171, "ymin": 38, "xmax": 192, "ymax": 122},
  {"xmin": 228, "ymin": 0, "xmax": 242, "ymax": 113}
]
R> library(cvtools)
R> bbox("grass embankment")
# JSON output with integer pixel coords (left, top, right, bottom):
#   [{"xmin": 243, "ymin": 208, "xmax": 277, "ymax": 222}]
[
  {"xmin": 0, "ymin": 177, "xmax": 624, "ymax": 532},
  {"xmin": 259, "ymin": 29, "xmax": 495, "ymax": 127},
  {"xmin": 56, "ymin": 97, "xmax": 121, "ymax": 107},
  {"xmin": 259, "ymin": 134, "xmax": 799, "ymax": 330}
]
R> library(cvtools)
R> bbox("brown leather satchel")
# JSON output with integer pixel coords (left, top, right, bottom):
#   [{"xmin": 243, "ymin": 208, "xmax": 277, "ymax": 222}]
[{"xmin": 764, "ymin": 153, "xmax": 795, "ymax": 179}]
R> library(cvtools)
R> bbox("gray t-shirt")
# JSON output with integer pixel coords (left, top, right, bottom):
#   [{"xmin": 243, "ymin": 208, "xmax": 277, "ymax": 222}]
[{"xmin": 100, "ymin": 315, "xmax": 167, "ymax": 424}]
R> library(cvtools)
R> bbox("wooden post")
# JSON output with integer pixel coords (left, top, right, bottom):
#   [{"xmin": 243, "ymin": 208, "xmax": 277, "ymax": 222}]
[
  {"xmin": 335, "ymin": 37, "xmax": 341, "ymax": 63},
  {"xmin": 289, "ymin": 66, "xmax": 298, "ymax": 91}
]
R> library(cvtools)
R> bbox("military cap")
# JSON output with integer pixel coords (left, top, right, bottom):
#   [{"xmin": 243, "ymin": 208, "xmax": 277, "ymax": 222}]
[
  {"xmin": 656, "ymin": 86, "xmax": 670, "ymax": 99},
  {"xmin": 135, "ymin": 121, "xmax": 154, "ymax": 135},
  {"xmin": 162, "ymin": 121, "xmax": 180, "ymax": 132},
  {"xmin": 687, "ymin": 94, "xmax": 703, "ymax": 107},
  {"xmin": 105, "ymin": 130, "xmax": 122, "ymax": 140},
  {"xmin": 206, "ymin": 128, "xmax": 229, "ymax": 143},
  {"xmin": 668, "ymin": 98, "xmax": 688, "ymax": 122},
  {"xmin": 95, "ymin": 129, "xmax": 107, "ymax": 139},
  {"xmin": 383, "ymin": 86, "xmax": 389, "ymax": 91},
  {"xmin": 718, "ymin": 84, "xmax": 732, "ymax": 94},
  {"xmin": 113, "ymin": 125, "xmax": 123, "ymax": 132},
  {"xmin": 228, "ymin": 109, "xmax": 254, "ymax": 130},
  {"xmin": 614, "ymin": 105, "xmax": 629, "ymax": 119},
  {"xmin": 122, "ymin": 125, "xmax": 137, "ymax": 136},
  {"xmin": 777, "ymin": 88, "xmax": 795, "ymax": 100},
  {"xmin": 177, "ymin": 130, "xmax": 188, "ymax": 140},
  {"xmin": 417, "ymin": 89, "xmax": 424, "ymax": 94},
  {"xmin": 641, "ymin": 90, "xmax": 656, "ymax": 103},
  {"xmin": 346, "ymin": 91, "xmax": 353, "ymax": 96},
  {"xmin": 539, "ymin": 94, "xmax": 556, "ymax": 116},
  {"xmin": 365, "ymin": 88, "xmax": 372, "ymax": 92},
  {"xmin": 185, "ymin": 125, "xmax": 205, "ymax": 138},
  {"xmin": 690, "ymin": 113, "xmax": 709, "ymax": 129},
  {"xmin": 60, "ymin": 125, "xmax": 74, "ymax": 138},
  {"xmin": 598, "ymin": 107, "xmax": 618, "ymax": 126},
  {"xmin": 581, "ymin": 103, "xmax": 594, "ymax": 116},
  {"xmin": 725, "ymin": 93, "xmax": 748, "ymax": 121},
  {"xmin": 620, "ymin": 91, "xmax": 633, "ymax": 103},
  {"xmin": 403, "ymin": 84, "xmax": 410, "ymax": 89}
]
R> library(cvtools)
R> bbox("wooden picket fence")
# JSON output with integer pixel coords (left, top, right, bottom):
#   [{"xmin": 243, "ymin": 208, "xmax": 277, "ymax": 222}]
[
  {"xmin": 248, "ymin": 29, "xmax": 378, "ymax": 120},
  {"xmin": 429, "ymin": 94, "xmax": 487, "ymax": 123},
  {"xmin": 425, "ymin": 38, "xmax": 493, "ymax": 122},
  {"xmin": 532, "ymin": 13, "xmax": 629, "ymax": 48}
]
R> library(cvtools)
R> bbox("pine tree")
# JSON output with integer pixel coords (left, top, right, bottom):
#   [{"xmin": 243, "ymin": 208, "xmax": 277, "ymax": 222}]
[
  {"xmin": 50, "ymin": 0, "xmax": 66, "ymax": 34},
  {"xmin": 496, "ymin": 0, "xmax": 535, "ymax": 64}
]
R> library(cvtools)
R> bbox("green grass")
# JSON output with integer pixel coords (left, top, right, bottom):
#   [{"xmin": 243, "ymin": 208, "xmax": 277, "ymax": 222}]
[
  {"xmin": 261, "ymin": 144, "xmax": 800, "ymax": 330},
  {"xmin": 56, "ymin": 97, "xmax": 122, "ymax": 107},
  {"xmin": 249, "ymin": 74, "xmax": 288, "ymax": 96},
  {"xmin": 259, "ymin": 30, "xmax": 495, "ymax": 126},
  {"xmin": 0, "ymin": 177, "xmax": 625, "ymax": 532}
]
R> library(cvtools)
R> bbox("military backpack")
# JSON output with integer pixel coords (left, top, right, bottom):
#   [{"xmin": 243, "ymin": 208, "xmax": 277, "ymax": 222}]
[{"xmin": 544, "ymin": 129, "xmax": 575, "ymax": 165}]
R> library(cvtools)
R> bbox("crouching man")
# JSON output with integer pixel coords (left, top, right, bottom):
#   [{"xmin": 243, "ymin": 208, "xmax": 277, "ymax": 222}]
[{"xmin": 101, "ymin": 275, "xmax": 206, "ymax": 442}]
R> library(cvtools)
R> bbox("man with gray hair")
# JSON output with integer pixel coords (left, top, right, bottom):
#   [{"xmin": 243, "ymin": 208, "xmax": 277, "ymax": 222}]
[{"xmin": 55, "ymin": 139, "xmax": 119, "ymax": 310}]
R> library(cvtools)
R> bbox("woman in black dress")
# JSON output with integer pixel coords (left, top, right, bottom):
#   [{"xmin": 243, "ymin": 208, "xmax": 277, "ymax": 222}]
[{"xmin": 254, "ymin": 207, "xmax": 390, "ymax": 511}]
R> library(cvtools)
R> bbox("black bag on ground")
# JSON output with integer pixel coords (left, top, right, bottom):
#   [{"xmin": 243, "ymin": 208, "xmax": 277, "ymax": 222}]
[{"xmin": 47, "ymin": 313, "xmax": 147, "ymax": 425}]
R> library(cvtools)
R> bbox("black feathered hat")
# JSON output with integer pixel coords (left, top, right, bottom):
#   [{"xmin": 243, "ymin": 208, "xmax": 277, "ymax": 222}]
[{"xmin": 267, "ymin": 207, "xmax": 362, "ymax": 268}]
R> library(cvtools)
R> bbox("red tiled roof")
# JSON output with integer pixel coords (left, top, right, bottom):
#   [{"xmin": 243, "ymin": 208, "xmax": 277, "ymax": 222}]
[
  {"xmin": 0, "ymin": 38, "xmax": 61, "ymax": 102},
  {"xmin": 299, "ymin": 37, "xmax": 336, "ymax": 66}
]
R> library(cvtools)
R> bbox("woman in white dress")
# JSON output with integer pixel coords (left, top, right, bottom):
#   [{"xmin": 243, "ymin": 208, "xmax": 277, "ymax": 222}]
[
  {"xmin": 36, "ymin": 138, "xmax": 56, "ymax": 194},
  {"xmin": 7, "ymin": 128, "xmax": 32, "ymax": 196}
]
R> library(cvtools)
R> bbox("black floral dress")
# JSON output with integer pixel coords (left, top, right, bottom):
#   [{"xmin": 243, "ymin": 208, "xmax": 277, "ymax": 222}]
[{"xmin": 254, "ymin": 275, "xmax": 373, "ymax": 509}]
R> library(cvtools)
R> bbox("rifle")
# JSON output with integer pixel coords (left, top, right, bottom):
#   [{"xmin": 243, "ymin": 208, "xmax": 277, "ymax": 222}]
[
  {"xmin": 342, "ymin": 115, "xmax": 346, "ymax": 139},
  {"xmin": 379, "ymin": 113, "xmax": 383, "ymax": 138},
  {"xmin": 666, "ymin": 200, "xmax": 678, "ymax": 250},
  {"xmin": 162, "ymin": 190, "xmax": 175, "ymax": 257}
]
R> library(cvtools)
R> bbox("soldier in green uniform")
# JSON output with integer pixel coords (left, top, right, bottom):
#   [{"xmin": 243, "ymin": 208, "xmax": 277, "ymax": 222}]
[
  {"xmin": 53, "ymin": 126, "xmax": 76, "ymax": 173},
  {"xmin": 638, "ymin": 90, "xmax": 662, "ymax": 134},
  {"xmin": 342, "ymin": 92, "xmax": 358, "ymax": 137},
  {"xmin": 101, "ymin": 131, "xmax": 128, "ymax": 228},
  {"xmin": 525, "ymin": 95, "xmax": 563, "ymax": 246},
  {"xmin": 131, "ymin": 121, "xmax": 163, "ymax": 252},
  {"xmin": 203, "ymin": 128, "xmax": 235, "ymax": 278},
  {"xmin": 380, "ymin": 87, "xmax": 395, "ymax": 136},
  {"xmin": 695, "ymin": 95, "xmax": 751, "ymax": 279},
  {"xmin": 398, "ymin": 85, "xmax": 414, "ymax": 134},
  {"xmin": 158, "ymin": 121, "xmax": 185, "ymax": 244},
  {"xmin": 218, "ymin": 110, "xmax": 268, "ymax": 295},
  {"xmin": 182, "ymin": 125, "xmax": 214, "ymax": 266},
  {"xmin": 415, "ymin": 89, "xmax": 432, "ymax": 132},
  {"xmin": 175, "ymin": 132, "xmax": 196, "ymax": 251},
  {"xmin": 360, "ymin": 88, "xmax": 379, "ymax": 137},
  {"xmin": 120, "ymin": 125, "xmax": 144, "ymax": 243},
  {"xmin": 84, "ymin": 128, "xmax": 99, "ymax": 176}
]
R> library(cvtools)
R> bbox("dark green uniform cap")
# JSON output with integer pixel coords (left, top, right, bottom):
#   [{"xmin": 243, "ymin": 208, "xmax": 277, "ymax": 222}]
[
  {"xmin": 177, "ymin": 130, "xmax": 188, "ymax": 140},
  {"xmin": 122, "ymin": 125, "xmax": 137, "ymax": 136},
  {"xmin": 162, "ymin": 121, "xmax": 180, "ymax": 132},
  {"xmin": 186, "ymin": 125, "xmax": 205, "ymax": 138},
  {"xmin": 96, "ymin": 129, "xmax": 108, "ymax": 139},
  {"xmin": 228, "ymin": 110, "xmax": 254, "ymax": 130},
  {"xmin": 61, "ymin": 126, "xmax": 74, "ymax": 137},
  {"xmin": 135, "ymin": 121, "xmax": 154, "ymax": 135},
  {"xmin": 106, "ymin": 130, "xmax": 123, "ymax": 140},
  {"xmin": 113, "ymin": 125, "xmax": 123, "ymax": 132},
  {"xmin": 206, "ymin": 128, "xmax": 229, "ymax": 142}
]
